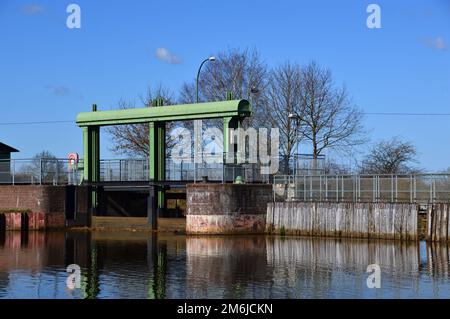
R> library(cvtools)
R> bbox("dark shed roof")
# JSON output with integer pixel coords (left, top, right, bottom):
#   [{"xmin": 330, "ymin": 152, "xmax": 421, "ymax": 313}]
[{"xmin": 0, "ymin": 142, "xmax": 19, "ymax": 153}]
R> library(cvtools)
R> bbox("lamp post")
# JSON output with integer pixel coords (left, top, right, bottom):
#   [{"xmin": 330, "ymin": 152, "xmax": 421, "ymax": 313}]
[
  {"xmin": 288, "ymin": 113, "xmax": 301, "ymax": 176},
  {"xmin": 196, "ymin": 56, "xmax": 216, "ymax": 103},
  {"xmin": 194, "ymin": 57, "xmax": 216, "ymax": 182},
  {"xmin": 249, "ymin": 86, "xmax": 259, "ymax": 105}
]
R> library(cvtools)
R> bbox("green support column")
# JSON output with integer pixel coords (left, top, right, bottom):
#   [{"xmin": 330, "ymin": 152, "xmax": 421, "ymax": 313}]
[
  {"xmin": 149, "ymin": 121, "xmax": 157, "ymax": 180},
  {"xmin": 223, "ymin": 92, "xmax": 244, "ymax": 182},
  {"xmin": 156, "ymin": 98, "xmax": 165, "ymax": 211},
  {"xmin": 83, "ymin": 127, "xmax": 90, "ymax": 182},
  {"xmin": 148, "ymin": 98, "xmax": 165, "ymax": 212},
  {"xmin": 91, "ymin": 125, "xmax": 100, "ymax": 209},
  {"xmin": 82, "ymin": 104, "xmax": 100, "ymax": 212},
  {"xmin": 223, "ymin": 116, "xmax": 232, "ymax": 155},
  {"xmin": 223, "ymin": 92, "xmax": 235, "ymax": 162},
  {"xmin": 223, "ymin": 116, "xmax": 241, "ymax": 163}
]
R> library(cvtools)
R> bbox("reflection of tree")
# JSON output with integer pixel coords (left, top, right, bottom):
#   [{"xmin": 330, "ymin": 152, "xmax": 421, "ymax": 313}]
[{"xmin": 106, "ymin": 86, "xmax": 177, "ymax": 157}]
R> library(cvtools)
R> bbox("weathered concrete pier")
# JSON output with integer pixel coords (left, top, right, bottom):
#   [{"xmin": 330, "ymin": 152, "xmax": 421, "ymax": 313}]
[
  {"xmin": 267, "ymin": 202, "xmax": 419, "ymax": 240},
  {"xmin": 267, "ymin": 202, "xmax": 450, "ymax": 242},
  {"xmin": 186, "ymin": 183, "xmax": 272, "ymax": 234}
]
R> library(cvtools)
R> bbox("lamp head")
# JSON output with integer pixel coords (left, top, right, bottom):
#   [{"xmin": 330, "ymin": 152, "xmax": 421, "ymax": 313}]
[{"xmin": 208, "ymin": 56, "xmax": 216, "ymax": 62}]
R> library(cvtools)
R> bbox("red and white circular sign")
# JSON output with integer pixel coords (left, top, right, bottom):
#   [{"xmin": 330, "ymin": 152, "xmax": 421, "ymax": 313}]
[{"xmin": 68, "ymin": 153, "xmax": 79, "ymax": 169}]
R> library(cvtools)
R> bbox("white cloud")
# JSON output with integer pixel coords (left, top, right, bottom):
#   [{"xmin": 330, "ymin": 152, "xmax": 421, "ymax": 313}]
[
  {"xmin": 423, "ymin": 37, "xmax": 448, "ymax": 51},
  {"xmin": 45, "ymin": 85, "xmax": 71, "ymax": 97},
  {"xmin": 20, "ymin": 4, "xmax": 44, "ymax": 16},
  {"xmin": 155, "ymin": 48, "xmax": 181, "ymax": 64},
  {"xmin": 45, "ymin": 85, "xmax": 84, "ymax": 100}
]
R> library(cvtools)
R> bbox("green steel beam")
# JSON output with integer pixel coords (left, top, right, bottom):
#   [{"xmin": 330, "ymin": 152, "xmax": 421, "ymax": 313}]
[{"xmin": 76, "ymin": 100, "xmax": 251, "ymax": 127}]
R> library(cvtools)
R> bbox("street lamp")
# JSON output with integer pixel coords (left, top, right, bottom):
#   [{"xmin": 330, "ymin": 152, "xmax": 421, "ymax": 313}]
[
  {"xmin": 250, "ymin": 86, "xmax": 259, "ymax": 95},
  {"xmin": 288, "ymin": 113, "xmax": 301, "ymax": 176},
  {"xmin": 194, "ymin": 57, "xmax": 216, "ymax": 182},
  {"xmin": 196, "ymin": 56, "xmax": 216, "ymax": 103}
]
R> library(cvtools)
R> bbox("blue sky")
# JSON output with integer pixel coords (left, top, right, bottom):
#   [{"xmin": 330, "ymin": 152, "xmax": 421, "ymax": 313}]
[{"xmin": 0, "ymin": 0, "xmax": 449, "ymax": 171}]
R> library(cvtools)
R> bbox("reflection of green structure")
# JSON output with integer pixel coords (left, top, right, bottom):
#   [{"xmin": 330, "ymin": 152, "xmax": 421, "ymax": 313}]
[
  {"xmin": 81, "ymin": 240, "xmax": 100, "ymax": 299},
  {"xmin": 76, "ymin": 99, "xmax": 251, "ymax": 220},
  {"xmin": 153, "ymin": 241, "xmax": 168, "ymax": 299}
]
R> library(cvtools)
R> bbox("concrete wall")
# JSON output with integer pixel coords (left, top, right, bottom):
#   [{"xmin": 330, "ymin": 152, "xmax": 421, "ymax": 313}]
[
  {"xmin": 426, "ymin": 203, "xmax": 450, "ymax": 242},
  {"xmin": 0, "ymin": 185, "xmax": 89, "ymax": 230},
  {"xmin": 267, "ymin": 202, "xmax": 419, "ymax": 240},
  {"xmin": 186, "ymin": 183, "xmax": 273, "ymax": 234}
]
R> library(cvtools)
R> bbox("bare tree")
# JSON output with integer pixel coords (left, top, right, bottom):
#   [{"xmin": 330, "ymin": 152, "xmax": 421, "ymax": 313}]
[
  {"xmin": 261, "ymin": 62, "xmax": 302, "ymax": 173},
  {"xmin": 179, "ymin": 48, "xmax": 268, "ymax": 127},
  {"xmin": 323, "ymin": 160, "xmax": 352, "ymax": 175},
  {"xmin": 106, "ymin": 85, "xmax": 175, "ymax": 157},
  {"xmin": 298, "ymin": 62, "xmax": 366, "ymax": 160},
  {"xmin": 24, "ymin": 150, "xmax": 65, "ymax": 182},
  {"xmin": 359, "ymin": 137, "xmax": 419, "ymax": 174}
]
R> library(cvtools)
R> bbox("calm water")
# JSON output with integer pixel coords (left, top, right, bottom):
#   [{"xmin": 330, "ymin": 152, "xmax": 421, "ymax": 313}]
[{"xmin": 0, "ymin": 231, "xmax": 449, "ymax": 299}]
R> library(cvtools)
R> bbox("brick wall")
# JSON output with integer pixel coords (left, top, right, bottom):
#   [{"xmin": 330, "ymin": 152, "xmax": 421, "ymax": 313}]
[
  {"xmin": 0, "ymin": 185, "xmax": 89, "ymax": 230},
  {"xmin": 0, "ymin": 185, "xmax": 65, "ymax": 213}
]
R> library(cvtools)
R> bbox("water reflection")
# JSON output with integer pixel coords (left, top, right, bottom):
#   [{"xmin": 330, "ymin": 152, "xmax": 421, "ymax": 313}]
[
  {"xmin": 0, "ymin": 231, "xmax": 449, "ymax": 299},
  {"xmin": 186, "ymin": 236, "xmax": 269, "ymax": 298}
]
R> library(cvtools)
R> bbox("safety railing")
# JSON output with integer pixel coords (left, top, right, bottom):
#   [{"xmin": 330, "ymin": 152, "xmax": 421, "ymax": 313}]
[
  {"xmin": 273, "ymin": 174, "xmax": 450, "ymax": 204},
  {"xmin": 0, "ymin": 156, "xmax": 272, "ymax": 185},
  {"xmin": 0, "ymin": 158, "xmax": 82, "ymax": 185}
]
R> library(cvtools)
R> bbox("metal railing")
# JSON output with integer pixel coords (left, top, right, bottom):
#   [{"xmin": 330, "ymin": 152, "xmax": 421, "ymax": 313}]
[
  {"xmin": 99, "ymin": 157, "xmax": 271, "ymax": 183},
  {"xmin": 167, "ymin": 151, "xmax": 271, "ymax": 183},
  {"xmin": 0, "ymin": 158, "xmax": 82, "ymax": 185},
  {"xmin": 100, "ymin": 159, "xmax": 148, "ymax": 182},
  {"xmin": 0, "ymin": 156, "xmax": 272, "ymax": 185},
  {"xmin": 1, "ymin": 152, "xmax": 324, "ymax": 185},
  {"xmin": 99, "ymin": 158, "xmax": 267, "ymax": 183},
  {"xmin": 273, "ymin": 174, "xmax": 450, "ymax": 204},
  {"xmin": 278, "ymin": 154, "xmax": 327, "ymax": 175}
]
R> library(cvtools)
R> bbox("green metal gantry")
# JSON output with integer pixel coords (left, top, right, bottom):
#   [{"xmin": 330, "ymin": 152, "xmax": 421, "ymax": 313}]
[{"xmin": 76, "ymin": 99, "xmax": 251, "ymax": 214}]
